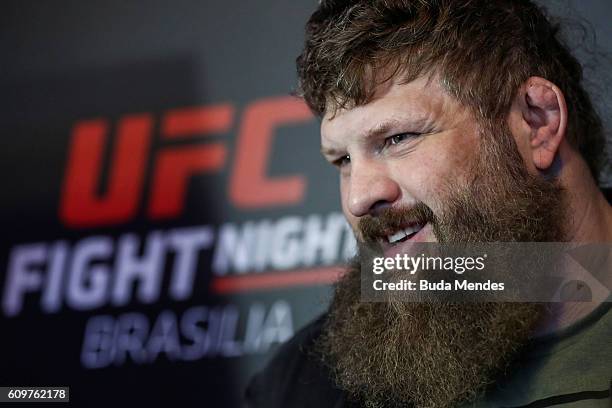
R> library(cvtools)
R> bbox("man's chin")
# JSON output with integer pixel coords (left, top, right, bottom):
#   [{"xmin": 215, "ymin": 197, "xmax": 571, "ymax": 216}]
[{"xmin": 317, "ymin": 264, "xmax": 544, "ymax": 408}]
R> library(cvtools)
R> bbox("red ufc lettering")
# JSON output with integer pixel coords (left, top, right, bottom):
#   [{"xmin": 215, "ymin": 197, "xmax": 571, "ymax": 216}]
[
  {"xmin": 148, "ymin": 105, "xmax": 232, "ymax": 219},
  {"xmin": 60, "ymin": 114, "xmax": 152, "ymax": 227},
  {"xmin": 230, "ymin": 96, "xmax": 312, "ymax": 208},
  {"xmin": 59, "ymin": 97, "xmax": 314, "ymax": 228}
]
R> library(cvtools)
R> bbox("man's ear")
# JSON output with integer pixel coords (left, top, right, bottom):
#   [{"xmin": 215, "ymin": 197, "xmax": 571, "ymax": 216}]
[{"xmin": 520, "ymin": 76, "xmax": 568, "ymax": 170}]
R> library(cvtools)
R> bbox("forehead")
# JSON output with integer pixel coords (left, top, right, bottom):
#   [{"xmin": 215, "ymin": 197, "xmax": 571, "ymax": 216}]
[{"xmin": 320, "ymin": 75, "xmax": 458, "ymax": 146}]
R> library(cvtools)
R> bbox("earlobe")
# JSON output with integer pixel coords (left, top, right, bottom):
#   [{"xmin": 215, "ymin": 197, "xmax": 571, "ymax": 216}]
[{"xmin": 522, "ymin": 77, "xmax": 568, "ymax": 170}]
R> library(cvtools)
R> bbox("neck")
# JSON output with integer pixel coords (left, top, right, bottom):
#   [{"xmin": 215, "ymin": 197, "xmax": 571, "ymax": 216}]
[{"xmin": 532, "ymin": 145, "xmax": 612, "ymax": 338}]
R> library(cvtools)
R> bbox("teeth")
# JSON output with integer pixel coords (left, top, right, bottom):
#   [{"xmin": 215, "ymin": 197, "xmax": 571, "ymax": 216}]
[
  {"xmin": 386, "ymin": 224, "xmax": 423, "ymax": 244},
  {"xmin": 387, "ymin": 230, "xmax": 407, "ymax": 244},
  {"xmin": 403, "ymin": 224, "xmax": 421, "ymax": 236}
]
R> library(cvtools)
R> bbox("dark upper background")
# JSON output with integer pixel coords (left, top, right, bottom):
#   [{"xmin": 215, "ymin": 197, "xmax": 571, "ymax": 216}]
[{"xmin": 0, "ymin": 1, "xmax": 610, "ymax": 407}]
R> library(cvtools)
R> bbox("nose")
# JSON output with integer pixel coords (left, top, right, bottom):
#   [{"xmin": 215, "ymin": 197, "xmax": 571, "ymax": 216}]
[{"xmin": 346, "ymin": 158, "xmax": 401, "ymax": 218}]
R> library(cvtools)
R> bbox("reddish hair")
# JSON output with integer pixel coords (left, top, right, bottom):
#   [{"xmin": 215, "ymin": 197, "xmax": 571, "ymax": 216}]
[{"xmin": 297, "ymin": 0, "xmax": 605, "ymax": 179}]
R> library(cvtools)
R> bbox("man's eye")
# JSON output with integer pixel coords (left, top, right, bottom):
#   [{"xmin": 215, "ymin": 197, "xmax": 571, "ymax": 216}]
[
  {"xmin": 388, "ymin": 132, "xmax": 420, "ymax": 146},
  {"xmin": 333, "ymin": 155, "xmax": 350, "ymax": 167}
]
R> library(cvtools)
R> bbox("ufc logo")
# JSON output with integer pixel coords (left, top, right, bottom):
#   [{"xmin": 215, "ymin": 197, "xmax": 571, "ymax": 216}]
[{"xmin": 59, "ymin": 96, "xmax": 313, "ymax": 228}]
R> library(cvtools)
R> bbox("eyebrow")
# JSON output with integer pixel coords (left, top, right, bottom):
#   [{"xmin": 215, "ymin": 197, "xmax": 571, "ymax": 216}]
[
  {"xmin": 320, "ymin": 119, "xmax": 403, "ymax": 157},
  {"xmin": 320, "ymin": 146, "xmax": 343, "ymax": 157},
  {"xmin": 363, "ymin": 119, "xmax": 402, "ymax": 140}
]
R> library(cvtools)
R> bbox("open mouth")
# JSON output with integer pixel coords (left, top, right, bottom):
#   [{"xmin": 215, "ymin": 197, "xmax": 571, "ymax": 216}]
[{"xmin": 385, "ymin": 223, "xmax": 426, "ymax": 245}]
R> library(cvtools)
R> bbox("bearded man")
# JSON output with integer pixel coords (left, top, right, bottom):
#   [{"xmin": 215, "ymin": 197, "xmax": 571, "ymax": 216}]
[{"xmin": 244, "ymin": 1, "xmax": 612, "ymax": 407}]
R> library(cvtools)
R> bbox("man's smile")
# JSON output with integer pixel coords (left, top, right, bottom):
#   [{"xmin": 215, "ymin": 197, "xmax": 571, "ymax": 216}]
[{"xmin": 380, "ymin": 222, "xmax": 432, "ymax": 258}]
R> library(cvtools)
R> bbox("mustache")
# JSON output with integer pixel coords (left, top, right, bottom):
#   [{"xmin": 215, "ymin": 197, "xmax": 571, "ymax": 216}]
[{"xmin": 358, "ymin": 202, "xmax": 435, "ymax": 243}]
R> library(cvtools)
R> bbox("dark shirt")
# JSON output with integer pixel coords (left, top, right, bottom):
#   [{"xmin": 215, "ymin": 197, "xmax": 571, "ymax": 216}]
[{"xmin": 244, "ymin": 314, "xmax": 348, "ymax": 408}]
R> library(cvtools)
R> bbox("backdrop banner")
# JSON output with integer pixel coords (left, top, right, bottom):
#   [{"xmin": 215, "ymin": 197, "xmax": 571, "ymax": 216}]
[{"xmin": 0, "ymin": 1, "xmax": 610, "ymax": 406}]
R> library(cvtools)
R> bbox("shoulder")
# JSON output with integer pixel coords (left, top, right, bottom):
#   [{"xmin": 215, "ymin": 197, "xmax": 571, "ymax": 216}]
[{"xmin": 244, "ymin": 313, "xmax": 345, "ymax": 408}]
